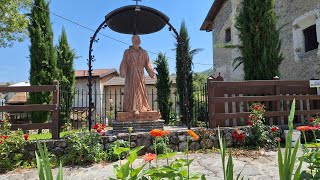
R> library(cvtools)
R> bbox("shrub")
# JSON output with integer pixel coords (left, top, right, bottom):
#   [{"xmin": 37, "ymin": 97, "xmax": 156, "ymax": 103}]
[
  {"xmin": 246, "ymin": 103, "xmax": 279, "ymax": 149},
  {"xmin": 62, "ymin": 133, "xmax": 106, "ymax": 165},
  {"xmin": 106, "ymin": 140, "xmax": 130, "ymax": 162}
]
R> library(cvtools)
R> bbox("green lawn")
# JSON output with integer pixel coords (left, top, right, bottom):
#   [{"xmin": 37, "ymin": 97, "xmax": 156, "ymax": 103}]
[
  {"xmin": 28, "ymin": 130, "xmax": 81, "ymax": 140},
  {"xmin": 304, "ymin": 142, "xmax": 320, "ymax": 148}
]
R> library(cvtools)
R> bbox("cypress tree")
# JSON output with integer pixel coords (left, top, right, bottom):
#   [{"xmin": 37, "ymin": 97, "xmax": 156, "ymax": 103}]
[
  {"xmin": 56, "ymin": 27, "xmax": 76, "ymax": 126},
  {"xmin": 235, "ymin": 0, "xmax": 283, "ymax": 80},
  {"xmin": 155, "ymin": 53, "xmax": 172, "ymax": 124},
  {"xmin": 28, "ymin": 0, "xmax": 57, "ymax": 123},
  {"xmin": 175, "ymin": 21, "xmax": 201, "ymax": 125}
]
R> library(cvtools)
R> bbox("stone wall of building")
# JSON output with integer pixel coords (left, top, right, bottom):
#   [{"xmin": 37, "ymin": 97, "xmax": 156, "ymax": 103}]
[
  {"xmin": 212, "ymin": 0, "xmax": 244, "ymax": 81},
  {"xmin": 276, "ymin": 1, "xmax": 320, "ymax": 80},
  {"xmin": 211, "ymin": 0, "xmax": 320, "ymax": 81}
]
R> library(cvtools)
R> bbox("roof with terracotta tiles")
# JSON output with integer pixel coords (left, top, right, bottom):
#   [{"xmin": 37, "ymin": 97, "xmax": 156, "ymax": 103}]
[{"xmin": 75, "ymin": 69, "xmax": 119, "ymax": 78}]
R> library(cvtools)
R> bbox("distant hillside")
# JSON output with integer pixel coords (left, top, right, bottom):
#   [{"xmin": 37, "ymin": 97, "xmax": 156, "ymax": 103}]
[{"xmin": 195, "ymin": 68, "xmax": 215, "ymax": 76}]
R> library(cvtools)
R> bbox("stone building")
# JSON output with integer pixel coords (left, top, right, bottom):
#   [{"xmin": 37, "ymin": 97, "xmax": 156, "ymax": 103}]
[{"xmin": 201, "ymin": 0, "xmax": 320, "ymax": 81}]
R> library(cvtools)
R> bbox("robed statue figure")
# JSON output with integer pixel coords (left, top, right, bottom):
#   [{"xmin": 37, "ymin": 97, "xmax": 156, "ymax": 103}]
[{"xmin": 119, "ymin": 35, "xmax": 155, "ymax": 114}]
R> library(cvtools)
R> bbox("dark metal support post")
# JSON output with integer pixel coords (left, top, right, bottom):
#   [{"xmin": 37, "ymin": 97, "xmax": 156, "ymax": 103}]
[{"xmin": 88, "ymin": 21, "xmax": 106, "ymax": 131}]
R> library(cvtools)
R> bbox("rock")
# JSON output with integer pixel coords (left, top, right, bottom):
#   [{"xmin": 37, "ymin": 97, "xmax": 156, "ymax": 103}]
[
  {"xmin": 24, "ymin": 142, "xmax": 37, "ymax": 151},
  {"xmin": 168, "ymin": 144, "xmax": 178, "ymax": 151},
  {"xmin": 45, "ymin": 141, "xmax": 54, "ymax": 150},
  {"xmin": 54, "ymin": 140, "xmax": 67, "ymax": 148},
  {"xmin": 189, "ymin": 142, "xmax": 200, "ymax": 151},
  {"xmin": 146, "ymin": 145, "xmax": 155, "ymax": 153},
  {"xmin": 136, "ymin": 137, "xmax": 152, "ymax": 147},
  {"xmin": 130, "ymin": 134, "xmax": 138, "ymax": 141},
  {"xmin": 52, "ymin": 147, "xmax": 64, "ymax": 157},
  {"xmin": 224, "ymin": 132, "xmax": 233, "ymax": 147},
  {"xmin": 170, "ymin": 135, "xmax": 179, "ymax": 144},
  {"xmin": 179, "ymin": 142, "xmax": 187, "ymax": 152},
  {"xmin": 117, "ymin": 133, "xmax": 129, "ymax": 141},
  {"xmin": 200, "ymin": 139, "xmax": 214, "ymax": 149},
  {"xmin": 130, "ymin": 142, "xmax": 137, "ymax": 148},
  {"xmin": 178, "ymin": 135, "xmax": 187, "ymax": 142},
  {"xmin": 108, "ymin": 135, "xmax": 117, "ymax": 142}
]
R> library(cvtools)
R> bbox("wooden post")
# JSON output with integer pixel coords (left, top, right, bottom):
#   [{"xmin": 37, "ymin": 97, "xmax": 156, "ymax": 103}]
[
  {"xmin": 52, "ymin": 80, "xmax": 60, "ymax": 139},
  {"xmin": 208, "ymin": 73, "xmax": 225, "ymax": 128}
]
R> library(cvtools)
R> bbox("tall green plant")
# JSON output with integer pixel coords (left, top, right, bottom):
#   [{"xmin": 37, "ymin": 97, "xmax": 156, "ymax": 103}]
[
  {"xmin": 234, "ymin": 0, "xmax": 283, "ymax": 80},
  {"xmin": 155, "ymin": 53, "xmax": 172, "ymax": 124},
  {"xmin": 56, "ymin": 27, "xmax": 76, "ymax": 125},
  {"xmin": 28, "ymin": 0, "xmax": 57, "ymax": 123},
  {"xmin": 36, "ymin": 141, "xmax": 63, "ymax": 180},
  {"xmin": 277, "ymin": 99, "xmax": 302, "ymax": 180},
  {"xmin": 218, "ymin": 127, "xmax": 244, "ymax": 180},
  {"xmin": 175, "ymin": 21, "xmax": 201, "ymax": 125}
]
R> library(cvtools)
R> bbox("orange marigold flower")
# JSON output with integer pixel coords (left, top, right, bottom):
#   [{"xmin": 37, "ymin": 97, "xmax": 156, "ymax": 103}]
[
  {"xmin": 144, "ymin": 153, "xmax": 156, "ymax": 162},
  {"xmin": 187, "ymin": 130, "xmax": 199, "ymax": 141},
  {"xmin": 150, "ymin": 129, "xmax": 164, "ymax": 137}
]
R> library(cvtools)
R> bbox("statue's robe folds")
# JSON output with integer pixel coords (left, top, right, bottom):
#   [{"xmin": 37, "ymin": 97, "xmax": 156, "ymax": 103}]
[{"xmin": 119, "ymin": 46, "xmax": 155, "ymax": 112}]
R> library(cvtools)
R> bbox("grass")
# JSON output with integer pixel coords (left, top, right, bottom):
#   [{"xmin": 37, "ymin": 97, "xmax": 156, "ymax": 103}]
[
  {"xmin": 304, "ymin": 142, "xmax": 320, "ymax": 148},
  {"xmin": 28, "ymin": 130, "xmax": 81, "ymax": 140}
]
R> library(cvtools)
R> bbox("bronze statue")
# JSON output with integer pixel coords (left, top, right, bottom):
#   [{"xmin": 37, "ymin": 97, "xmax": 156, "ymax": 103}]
[{"xmin": 119, "ymin": 35, "xmax": 155, "ymax": 114}]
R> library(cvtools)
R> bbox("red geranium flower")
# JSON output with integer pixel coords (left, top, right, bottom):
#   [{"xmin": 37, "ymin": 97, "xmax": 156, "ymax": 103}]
[
  {"xmin": 93, "ymin": 123, "xmax": 99, "ymax": 129},
  {"xmin": 271, "ymin": 126, "xmax": 279, "ymax": 132},
  {"xmin": 24, "ymin": 134, "xmax": 29, "ymax": 141},
  {"xmin": 310, "ymin": 117, "xmax": 315, "ymax": 122},
  {"xmin": 248, "ymin": 120, "xmax": 253, "ymax": 126},
  {"xmin": 97, "ymin": 129, "xmax": 102, "ymax": 133},
  {"xmin": 101, "ymin": 132, "xmax": 106, "ymax": 136}
]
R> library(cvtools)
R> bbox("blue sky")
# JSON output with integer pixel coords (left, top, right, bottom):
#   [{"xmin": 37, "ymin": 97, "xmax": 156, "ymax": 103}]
[{"xmin": 0, "ymin": 0, "xmax": 214, "ymax": 82}]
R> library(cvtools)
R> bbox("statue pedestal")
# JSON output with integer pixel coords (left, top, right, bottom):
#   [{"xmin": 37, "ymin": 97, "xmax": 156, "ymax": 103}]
[{"xmin": 113, "ymin": 111, "xmax": 163, "ymax": 133}]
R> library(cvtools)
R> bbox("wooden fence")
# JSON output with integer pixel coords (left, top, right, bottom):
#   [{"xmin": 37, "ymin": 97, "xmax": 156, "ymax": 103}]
[
  {"xmin": 0, "ymin": 81, "xmax": 60, "ymax": 139},
  {"xmin": 207, "ymin": 75, "xmax": 320, "ymax": 128}
]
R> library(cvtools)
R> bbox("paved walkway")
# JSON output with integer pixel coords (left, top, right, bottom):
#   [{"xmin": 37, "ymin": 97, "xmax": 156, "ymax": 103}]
[{"xmin": 0, "ymin": 150, "xmax": 306, "ymax": 180}]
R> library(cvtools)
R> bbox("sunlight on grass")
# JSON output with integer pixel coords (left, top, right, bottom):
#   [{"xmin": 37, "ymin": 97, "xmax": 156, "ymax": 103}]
[
  {"xmin": 304, "ymin": 142, "xmax": 320, "ymax": 148},
  {"xmin": 28, "ymin": 130, "xmax": 81, "ymax": 140}
]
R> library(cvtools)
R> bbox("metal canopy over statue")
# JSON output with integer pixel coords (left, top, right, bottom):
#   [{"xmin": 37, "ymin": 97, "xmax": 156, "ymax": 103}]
[{"xmin": 88, "ymin": 1, "xmax": 189, "ymax": 133}]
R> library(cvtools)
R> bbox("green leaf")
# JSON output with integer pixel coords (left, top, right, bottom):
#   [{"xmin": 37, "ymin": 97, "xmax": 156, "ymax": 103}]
[
  {"xmin": 127, "ymin": 151, "xmax": 137, "ymax": 164},
  {"xmin": 157, "ymin": 152, "xmax": 177, "ymax": 160},
  {"xmin": 113, "ymin": 147, "xmax": 130, "ymax": 155},
  {"xmin": 35, "ymin": 152, "xmax": 45, "ymax": 180},
  {"xmin": 131, "ymin": 164, "xmax": 146, "ymax": 177},
  {"xmin": 56, "ymin": 161, "xmax": 63, "ymax": 180}
]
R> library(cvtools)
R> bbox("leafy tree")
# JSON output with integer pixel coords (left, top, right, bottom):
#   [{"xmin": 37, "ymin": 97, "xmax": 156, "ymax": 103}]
[
  {"xmin": 28, "ymin": 0, "xmax": 57, "ymax": 123},
  {"xmin": 155, "ymin": 53, "xmax": 172, "ymax": 124},
  {"xmin": 234, "ymin": 0, "xmax": 283, "ymax": 80},
  {"xmin": 0, "ymin": 0, "xmax": 32, "ymax": 48},
  {"xmin": 175, "ymin": 21, "xmax": 201, "ymax": 126},
  {"xmin": 56, "ymin": 27, "xmax": 76, "ymax": 126}
]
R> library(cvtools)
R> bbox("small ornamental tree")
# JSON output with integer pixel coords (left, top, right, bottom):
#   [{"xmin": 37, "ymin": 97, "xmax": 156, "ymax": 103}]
[
  {"xmin": 56, "ymin": 27, "xmax": 76, "ymax": 125},
  {"xmin": 155, "ymin": 53, "xmax": 172, "ymax": 124},
  {"xmin": 28, "ymin": 0, "xmax": 57, "ymax": 123},
  {"xmin": 175, "ymin": 21, "xmax": 201, "ymax": 125},
  {"xmin": 234, "ymin": 0, "xmax": 283, "ymax": 80}
]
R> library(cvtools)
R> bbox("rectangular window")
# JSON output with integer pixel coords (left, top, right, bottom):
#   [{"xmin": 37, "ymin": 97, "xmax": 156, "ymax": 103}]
[
  {"xmin": 225, "ymin": 28, "xmax": 231, "ymax": 43},
  {"xmin": 303, "ymin": 24, "xmax": 318, "ymax": 52}
]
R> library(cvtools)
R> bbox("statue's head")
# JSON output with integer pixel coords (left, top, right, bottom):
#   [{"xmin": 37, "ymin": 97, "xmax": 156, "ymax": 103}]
[{"xmin": 132, "ymin": 35, "xmax": 141, "ymax": 47}]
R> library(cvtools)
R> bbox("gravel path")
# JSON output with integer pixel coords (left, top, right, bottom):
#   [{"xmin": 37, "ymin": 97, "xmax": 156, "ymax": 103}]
[{"xmin": 0, "ymin": 150, "xmax": 307, "ymax": 180}]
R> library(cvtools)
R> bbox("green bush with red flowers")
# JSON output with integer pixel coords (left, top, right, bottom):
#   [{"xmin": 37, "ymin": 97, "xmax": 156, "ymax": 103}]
[
  {"xmin": 244, "ymin": 103, "xmax": 280, "ymax": 149},
  {"xmin": 0, "ymin": 116, "xmax": 30, "ymax": 173}
]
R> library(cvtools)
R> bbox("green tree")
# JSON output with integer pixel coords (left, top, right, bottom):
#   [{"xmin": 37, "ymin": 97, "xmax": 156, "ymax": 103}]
[
  {"xmin": 175, "ymin": 21, "xmax": 201, "ymax": 126},
  {"xmin": 56, "ymin": 27, "xmax": 76, "ymax": 126},
  {"xmin": 234, "ymin": 0, "xmax": 283, "ymax": 80},
  {"xmin": 155, "ymin": 53, "xmax": 172, "ymax": 124},
  {"xmin": 0, "ymin": 0, "xmax": 32, "ymax": 47},
  {"xmin": 28, "ymin": 0, "xmax": 57, "ymax": 123}
]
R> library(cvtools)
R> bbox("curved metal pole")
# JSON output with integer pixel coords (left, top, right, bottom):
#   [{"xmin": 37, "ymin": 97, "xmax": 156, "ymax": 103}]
[{"xmin": 88, "ymin": 21, "xmax": 107, "ymax": 131}]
